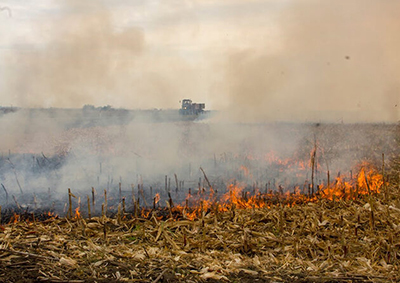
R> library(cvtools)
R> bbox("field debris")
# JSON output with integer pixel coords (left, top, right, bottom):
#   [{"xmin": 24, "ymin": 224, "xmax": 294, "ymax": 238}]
[{"xmin": 1, "ymin": 182, "xmax": 400, "ymax": 282}]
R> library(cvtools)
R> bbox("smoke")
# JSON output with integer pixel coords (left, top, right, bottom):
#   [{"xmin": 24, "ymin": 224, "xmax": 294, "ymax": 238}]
[
  {"xmin": 0, "ymin": 6, "xmax": 11, "ymax": 17},
  {"xmin": 4, "ymin": 1, "xmax": 144, "ymax": 108},
  {"xmin": 1, "ymin": 108, "xmax": 397, "ymax": 195},
  {"xmin": 222, "ymin": 0, "xmax": 400, "ymax": 123},
  {"xmin": 2, "ymin": 0, "xmax": 210, "ymax": 109},
  {"xmin": 2, "ymin": 0, "xmax": 399, "ymax": 122},
  {"xmin": 0, "ymin": 1, "xmax": 399, "ymax": 210}
]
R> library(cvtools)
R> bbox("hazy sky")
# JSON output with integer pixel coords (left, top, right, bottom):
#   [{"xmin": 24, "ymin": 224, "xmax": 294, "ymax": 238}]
[{"xmin": 1, "ymin": 0, "xmax": 399, "ymax": 122}]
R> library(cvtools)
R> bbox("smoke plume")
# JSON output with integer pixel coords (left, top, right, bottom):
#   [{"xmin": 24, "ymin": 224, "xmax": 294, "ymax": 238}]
[
  {"xmin": 0, "ymin": 0, "xmax": 399, "ymax": 208},
  {"xmin": 222, "ymin": 0, "xmax": 400, "ymax": 122}
]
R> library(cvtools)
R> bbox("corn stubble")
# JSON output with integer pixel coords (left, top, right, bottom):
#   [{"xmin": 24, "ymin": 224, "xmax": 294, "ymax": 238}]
[{"xmin": 0, "ymin": 181, "xmax": 400, "ymax": 282}]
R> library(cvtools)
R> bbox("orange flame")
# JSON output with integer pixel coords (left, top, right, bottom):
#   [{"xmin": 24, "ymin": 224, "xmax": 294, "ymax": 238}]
[
  {"xmin": 154, "ymin": 193, "xmax": 160, "ymax": 205},
  {"xmin": 170, "ymin": 161, "xmax": 386, "ymax": 220},
  {"xmin": 74, "ymin": 207, "xmax": 81, "ymax": 219},
  {"xmin": 318, "ymin": 166, "xmax": 383, "ymax": 201}
]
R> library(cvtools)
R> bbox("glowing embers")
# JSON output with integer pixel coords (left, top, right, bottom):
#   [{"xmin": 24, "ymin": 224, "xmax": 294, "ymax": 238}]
[{"xmin": 3, "ymin": 210, "xmax": 58, "ymax": 224}]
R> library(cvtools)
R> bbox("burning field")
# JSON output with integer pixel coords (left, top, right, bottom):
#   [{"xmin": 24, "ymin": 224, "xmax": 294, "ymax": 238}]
[
  {"xmin": 0, "ymin": 112, "xmax": 400, "ymax": 282},
  {"xmin": 2, "ymin": 0, "xmax": 400, "ymax": 281}
]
